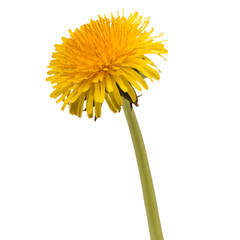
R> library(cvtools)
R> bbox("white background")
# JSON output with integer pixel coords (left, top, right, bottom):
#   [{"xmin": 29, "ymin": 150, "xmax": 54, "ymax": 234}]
[{"xmin": 0, "ymin": 0, "xmax": 239, "ymax": 239}]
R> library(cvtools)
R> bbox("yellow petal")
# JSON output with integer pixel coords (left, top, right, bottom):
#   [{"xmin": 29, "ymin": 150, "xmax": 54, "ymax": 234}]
[
  {"xmin": 112, "ymin": 81, "xmax": 123, "ymax": 106},
  {"xmin": 95, "ymin": 102, "xmax": 102, "ymax": 118},
  {"xmin": 105, "ymin": 94, "xmax": 117, "ymax": 113},
  {"xmin": 77, "ymin": 93, "xmax": 86, "ymax": 117},
  {"xmin": 61, "ymin": 101, "xmax": 68, "ymax": 111},
  {"xmin": 122, "ymin": 67, "xmax": 148, "ymax": 90},
  {"xmin": 105, "ymin": 73, "xmax": 113, "ymax": 92},
  {"xmin": 86, "ymin": 85, "xmax": 94, "ymax": 118},
  {"xmin": 56, "ymin": 90, "xmax": 70, "ymax": 103},
  {"xmin": 94, "ymin": 82, "xmax": 101, "ymax": 102},
  {"xmin": 64, "ymin": 88, "xmax": 79, "ymax": 104},
  {"xmin": 82, "ymin": 80, "xmax": 92, "ymax": 92},
  {"xmin": 111, "ymin": 74, "xmax": 128, "ymax": 92},
  {"xmin": 142, "ymin": 65, "xmax": 160, "ymax": 80},
  {"xmin": 121, "ymin": 69, "xmax": 142, "ymax": 91},
  {"xmin": 108, "ymin": 91, "xmax": 121, "ymax": 111},
  {"xmin": 69, "ymin": 99, "xmax": 79, "ymax": 115},
  {"xmin": 120, "ymin": 75, "xmax": 137, "ymax": 102},
  {"xmin": 99, "ymin": 79, "xmax": 106, "ymax": 102}
]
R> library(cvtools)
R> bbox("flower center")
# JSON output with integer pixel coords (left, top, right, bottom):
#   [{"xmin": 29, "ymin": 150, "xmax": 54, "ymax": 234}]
[{"xmin": 102, "ymin": 62, "xmax": 112, "ymax": 72}]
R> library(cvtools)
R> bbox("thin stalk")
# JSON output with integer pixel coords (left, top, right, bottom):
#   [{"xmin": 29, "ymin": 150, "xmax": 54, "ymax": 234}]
[{"xmin": 122, "ymin": 97, "xmax": 164, "ymax": 240}]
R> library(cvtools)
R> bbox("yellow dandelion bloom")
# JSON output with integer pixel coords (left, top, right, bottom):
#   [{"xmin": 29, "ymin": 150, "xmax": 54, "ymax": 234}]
[{"xmin": 47, "ymin": 11, "xmax": 167, "ymax": 119}]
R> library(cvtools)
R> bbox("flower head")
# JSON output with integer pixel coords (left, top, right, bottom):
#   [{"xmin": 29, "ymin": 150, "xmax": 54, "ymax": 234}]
[{"xmin": 47, "ymin": 11, "xmax": 167, "ymax": 119}]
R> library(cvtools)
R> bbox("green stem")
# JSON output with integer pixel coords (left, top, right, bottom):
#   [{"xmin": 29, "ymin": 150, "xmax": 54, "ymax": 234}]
[{"xmin": 122, "ymin": 97, "xmax": 164, "ymax": 240}]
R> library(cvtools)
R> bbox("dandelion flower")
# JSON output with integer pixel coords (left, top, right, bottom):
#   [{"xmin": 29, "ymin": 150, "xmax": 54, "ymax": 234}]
[
  {"xmin": 47, "ymin": 11, "xmax": 167, "ymax": 119},
  {"xmin": 46, "ymin": 11, "xmax": 168, "ymax": 240}
]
